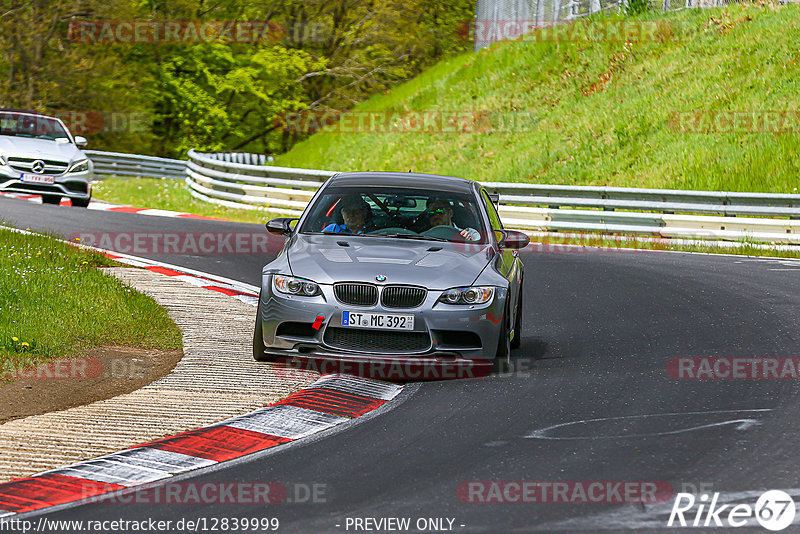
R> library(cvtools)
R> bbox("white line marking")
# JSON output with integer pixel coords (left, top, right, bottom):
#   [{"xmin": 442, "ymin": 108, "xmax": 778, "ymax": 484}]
[{"xmin": 525, "ymin": 409, "xmax": 773, "ymax": 440}]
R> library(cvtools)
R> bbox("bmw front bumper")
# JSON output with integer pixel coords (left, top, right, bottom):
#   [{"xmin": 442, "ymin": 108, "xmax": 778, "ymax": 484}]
[{"xmin": 258, "ymin": 275, "xmax": 508, "ymax": 363}]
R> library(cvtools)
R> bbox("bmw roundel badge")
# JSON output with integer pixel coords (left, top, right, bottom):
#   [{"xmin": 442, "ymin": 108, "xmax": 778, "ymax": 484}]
[{"xmin": 376, "ymin": 274, "xmax": 387, "ymax": 282}]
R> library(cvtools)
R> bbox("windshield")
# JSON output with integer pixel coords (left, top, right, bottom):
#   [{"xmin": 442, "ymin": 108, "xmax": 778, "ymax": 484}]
[
  {"xmin": 300, "ymin": 186, "xmax": 488, "ymax": 243},
  {"xmin": 0, "ymin": 112, "xmax": 71, "ymax": 141}
]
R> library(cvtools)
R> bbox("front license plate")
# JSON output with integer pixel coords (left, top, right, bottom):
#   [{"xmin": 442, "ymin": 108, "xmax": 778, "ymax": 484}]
[
  {"xmin": 20, "ymin": 173, "xmax": 55, "ymax": 185},
  {"xmin": 342, "ymin": 311, "xmax": 414, "ymax": 330}
]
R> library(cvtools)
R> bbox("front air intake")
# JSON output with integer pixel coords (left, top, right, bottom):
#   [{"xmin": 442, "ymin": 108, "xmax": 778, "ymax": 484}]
[
  {"xmin": 381, "ymin": 285, "xmax": 427, "ymax": 308},
  {"xmin": 334, "ymin": 283, "xmax": 378, "ymax": 306}
]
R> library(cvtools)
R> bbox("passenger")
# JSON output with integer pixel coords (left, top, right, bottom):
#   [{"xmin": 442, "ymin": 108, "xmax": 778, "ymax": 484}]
[
  {"xmin": 323, "ymin": 194, "xmax": 371, "ymax": 234},
  {"xmin": 427, "ymin": 200, "xmax": 480, "ymax": 241}
]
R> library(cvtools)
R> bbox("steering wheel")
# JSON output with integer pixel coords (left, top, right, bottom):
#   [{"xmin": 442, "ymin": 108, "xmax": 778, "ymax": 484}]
[
  {"xmin": 368, "ymin": 227, "xmax": 417, "ymax": 235},
  {"xmin": 421, "ymin": 225, "xmax": 465, "ymax": 241}
]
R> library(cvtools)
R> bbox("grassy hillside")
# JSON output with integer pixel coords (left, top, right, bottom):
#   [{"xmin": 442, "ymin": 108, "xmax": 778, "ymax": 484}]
[{"xmin": 276, "ymin": 4, "xmax": 800, "ymax": 193}]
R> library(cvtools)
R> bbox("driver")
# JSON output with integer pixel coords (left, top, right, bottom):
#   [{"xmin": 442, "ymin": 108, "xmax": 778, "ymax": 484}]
[
  {"xmin": 427, "ymin": 199, "xmax": 480, "ymax": 241},
  {"xmin": 323, "ymin": 194, "xmax": 371, "ymax": 234}
]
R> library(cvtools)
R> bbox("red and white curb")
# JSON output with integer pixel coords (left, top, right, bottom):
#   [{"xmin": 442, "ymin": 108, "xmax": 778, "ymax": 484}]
[
  {"xmin": 0, "ymin": 228, "xmax": 408, "ymax": 518},
  {"xmin": 0, "ymin": 374, "xmax": 402, "ymax": 517},
  {"xmin": 102, "ymin": 250, "xmax": 261, "ymax": 307},
  {"xmin": 0, "ymin": 192, "xmax": 221, "ymax": 220}
]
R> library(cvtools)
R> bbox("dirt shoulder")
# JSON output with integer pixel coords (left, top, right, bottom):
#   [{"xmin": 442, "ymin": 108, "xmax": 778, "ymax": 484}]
[{"xmin": 0, "ymin": 345, "xmax": 183, "ymax": 424}]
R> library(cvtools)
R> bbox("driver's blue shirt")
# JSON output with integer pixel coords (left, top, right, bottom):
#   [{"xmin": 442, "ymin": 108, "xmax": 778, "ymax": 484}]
[{"xmin": 322, "ymin": 223, "xmax": 364, "ymax": 234}]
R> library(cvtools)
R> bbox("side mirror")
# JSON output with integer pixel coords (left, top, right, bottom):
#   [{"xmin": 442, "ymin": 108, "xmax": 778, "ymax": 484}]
[
  {"xmin": 74, "ymin": 136, "xmax": 88, "ymax": 148},
  {"xmin": 489, "ymin": 193, "xmax": 500, "ymax": 206},
  {"xmin": 497, "ymin": 229, "xmax": 530, "ymax": 250},
  {"xmin": 266, "ymin": 217, "xmax": 298, "ymax": 236}
]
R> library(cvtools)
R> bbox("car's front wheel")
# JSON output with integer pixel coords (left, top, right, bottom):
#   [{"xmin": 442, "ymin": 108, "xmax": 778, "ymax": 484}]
[
  {"xmin": 511, "ymin": 279, "xmax": 523, "ymax": 350},
  {"xmin": 41, "ymin": 194, "xmax": 61, "ymax": 205},
  {"xmin": 71, "ymin": 197, "xmax": 91, "ymax": 208},
  {"xmin": 494, "ymin": 300, "xmax": 512, "ymax": 373},
  {"xmin": 253, "ymin": 293, "xmax": 275, "ymax": 362}
]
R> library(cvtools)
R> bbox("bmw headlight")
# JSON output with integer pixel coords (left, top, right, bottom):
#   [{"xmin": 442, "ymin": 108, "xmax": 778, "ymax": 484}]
[
  {"xmin": 68, "ymin": 159, "xmax": 89, "ymax": 173},
  {"xmin": 274, "ymin": 275, "xmax": 320, "ymax": 297},
  {"xmin": 438, "ymin": 286, "xmax": 494, "ymax": 305}
]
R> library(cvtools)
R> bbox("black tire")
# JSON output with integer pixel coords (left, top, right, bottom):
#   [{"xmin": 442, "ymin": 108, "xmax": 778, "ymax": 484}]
[
  {"xmin": 41, "ymin": 195, "xmax": 61, "ymax": 205},
  {"xmin": 493, "ymin": 301, "xmax": 512, "ymax": 374},
  {"xmin": 253, "ymin": 294, "xmax": 275, "ymax": 362},
  {"xmin": 71, "ymin": 197, "xmax": 91, "ymax": 208},
  {"xmin": 511, "ymin": 280, "xmax": 523, "ymax": 350}
]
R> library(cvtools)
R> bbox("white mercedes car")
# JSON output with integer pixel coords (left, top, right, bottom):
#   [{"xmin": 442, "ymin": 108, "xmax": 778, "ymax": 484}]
[{"xmin": 0, "ymin": 109, "xmax": 93, "ymax": 207}]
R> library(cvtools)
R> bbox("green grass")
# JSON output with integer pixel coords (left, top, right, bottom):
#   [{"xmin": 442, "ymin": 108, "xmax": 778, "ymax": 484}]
[
  {"xmin": 275, "ymin": 4, "xmax": 800, "ymax": 193},
  {"xmin": 92, "ymin": 177, "xmax": 284, "ymax": 225},
  {"xmin": 0, "ymin": 227, "xmax": 182, "ymax": 378}
]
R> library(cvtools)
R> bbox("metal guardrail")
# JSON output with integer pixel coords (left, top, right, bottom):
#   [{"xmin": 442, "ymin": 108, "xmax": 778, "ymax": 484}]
[
  {"xmin": 86, "ymin": 150, "xmax": 186, "ymax": 179},
  {"xmin": 87, "ymin": 149, "xmax": 800, "ymax": 243},
  {"xmin": 185, "ymin": 149, "xmax": 332, "ymax": 216},
  {"xmin": 185, "ymin": 150, "xmax": 800, "ymax": 243}
]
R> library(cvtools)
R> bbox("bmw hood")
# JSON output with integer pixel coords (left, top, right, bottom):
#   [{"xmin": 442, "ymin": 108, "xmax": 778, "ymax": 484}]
[
  {"xmin": 287, "ymin": 234, "xmax": 494, "ymax": 289},
  {"xmin": 0, "ymin": 137, "xmax": 83, "ymax": 163}
]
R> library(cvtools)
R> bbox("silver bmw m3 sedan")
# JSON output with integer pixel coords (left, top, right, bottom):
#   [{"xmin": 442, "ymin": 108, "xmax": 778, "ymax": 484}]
[{"xmin": 254, "ymin": 172, "xmax": 529, "ymax": 375}]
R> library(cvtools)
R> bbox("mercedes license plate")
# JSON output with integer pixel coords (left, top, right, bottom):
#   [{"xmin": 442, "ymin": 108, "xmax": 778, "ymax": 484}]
[{"xmin": 20, "ymin": 173, "xmax": 55, "ymax": 185}]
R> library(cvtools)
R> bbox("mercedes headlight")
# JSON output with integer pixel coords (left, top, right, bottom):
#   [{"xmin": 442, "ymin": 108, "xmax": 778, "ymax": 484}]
[
  {"xmin": 68, "ymin": 159, "xmax": 89, "ymax": 173},
  {"xmin": 438, "ymin": 286, "xmax": 494, "ymax": 305},
  {"xmin": 273, "ymin": 275, "xmax": 320, "ymax": 296}
]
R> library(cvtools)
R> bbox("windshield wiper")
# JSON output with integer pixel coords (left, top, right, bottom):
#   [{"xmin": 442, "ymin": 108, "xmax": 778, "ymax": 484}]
[
  {"xmin": 307, "ymin": 231, "xmax": 381, "ymax": 238},
  {"xmin": 384, "ymin": 233, "xmax": 449, "ymax": 242}
]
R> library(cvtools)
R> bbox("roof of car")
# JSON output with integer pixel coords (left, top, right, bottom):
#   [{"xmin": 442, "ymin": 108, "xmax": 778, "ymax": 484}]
[
  {"xmin": 0, "ymin": 109, "xmax": 46, "ymax": 115},
  {"xmin": 0, "ymin": 109, "xmax": 61, "ymax": 121},
  {"xmin": 327, "ymin": 172, "xmax": 478, "ymax": 193}
]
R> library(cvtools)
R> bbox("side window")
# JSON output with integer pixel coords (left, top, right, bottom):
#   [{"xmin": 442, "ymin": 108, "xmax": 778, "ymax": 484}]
[{"xmin": 481, "ymin": 190, "xmax": 503, "ymax": 231}]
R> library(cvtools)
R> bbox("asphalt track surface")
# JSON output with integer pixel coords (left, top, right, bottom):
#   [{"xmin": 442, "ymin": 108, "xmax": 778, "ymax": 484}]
[{"xmin": 3, "ymin": 196, "xmax": 800, "ymax": 532}]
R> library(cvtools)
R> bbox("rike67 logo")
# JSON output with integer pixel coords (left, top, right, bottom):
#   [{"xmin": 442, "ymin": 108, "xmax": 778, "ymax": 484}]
[{"xmin": 668, "ymin": 490, "xmax": 796, "ymax": 531}]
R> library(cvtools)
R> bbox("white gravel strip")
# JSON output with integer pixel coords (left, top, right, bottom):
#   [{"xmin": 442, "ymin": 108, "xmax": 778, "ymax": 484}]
[{"xmin": 0, "ymin": 268, "xmax": 319, "ymax": 483}]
